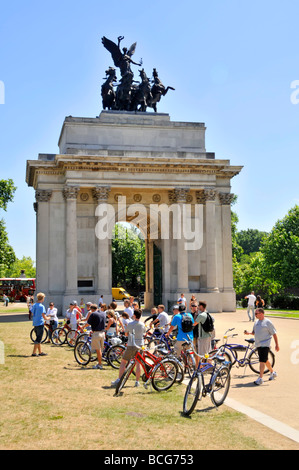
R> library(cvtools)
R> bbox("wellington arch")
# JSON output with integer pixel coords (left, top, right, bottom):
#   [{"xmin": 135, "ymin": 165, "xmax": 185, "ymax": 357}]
[{"xmin": 26, "ymin": 111, "xmax": 242, "ymax": 313}]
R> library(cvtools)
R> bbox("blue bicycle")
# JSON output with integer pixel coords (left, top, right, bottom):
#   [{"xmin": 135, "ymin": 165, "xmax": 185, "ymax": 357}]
[
  {"xmin": 210, "ymin": 328, "xmax": 275, "ymax": 375},
  {"xmin": 74, "ymin": 333, "xmax": 125, "ymax": 368},
  {"xmin": 183, "ymin": 338, "xmax": 231, "ymax": 416}
]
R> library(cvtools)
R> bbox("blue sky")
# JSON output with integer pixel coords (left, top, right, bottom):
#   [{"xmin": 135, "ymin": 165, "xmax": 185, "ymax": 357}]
[{"xmin": 1, "ymin": 0, "xmax": 299, "ymax": 261}]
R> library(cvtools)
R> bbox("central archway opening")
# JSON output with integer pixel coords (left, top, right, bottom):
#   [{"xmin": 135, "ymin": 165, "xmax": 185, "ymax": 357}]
[{"xmin": 111, "ymin": 222, "xmax": 146, "ymax": 302}]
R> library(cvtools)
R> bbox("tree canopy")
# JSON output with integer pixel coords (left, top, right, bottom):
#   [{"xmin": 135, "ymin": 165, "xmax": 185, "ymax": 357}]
[
  {"xmin": 111, "ymin": 223, "xmax": 145, "ymax": 294},
  {"xmin": 0, "ymin": 179, "xmax": 17, "ymax": 276}
]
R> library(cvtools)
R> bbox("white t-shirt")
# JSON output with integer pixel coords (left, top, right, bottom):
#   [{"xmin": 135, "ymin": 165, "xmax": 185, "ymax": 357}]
[
  {"xmin": 178, "ymin": 296, "xmax": 187, "ymax": 307},
  {"xmin": 46, "ymin": 307, "xmax": 58, "ymax": 324},
  {"xmin": 247, "ymin": 294, "xmax": 256, "ymax": 306},
  {"xmin": 124, "ymin": 306, "xmax": 134, "ymax": 318},
  {"xmin": 157, "ymin": 311, "xmax": 170, "ymax": 332}
]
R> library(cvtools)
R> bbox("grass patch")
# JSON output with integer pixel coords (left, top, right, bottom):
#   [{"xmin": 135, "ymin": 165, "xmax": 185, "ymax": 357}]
[{"xmin": 0, "ymin": 319, "xmax": 292, "ymax": 450}]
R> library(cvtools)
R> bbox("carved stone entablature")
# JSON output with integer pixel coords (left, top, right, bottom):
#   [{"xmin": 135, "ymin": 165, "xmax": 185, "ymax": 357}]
[
  {"xmin": 219, "ymin": 192, "xmax": 235, "ymax": 205},
  {"xmin": 169, "ymin": 188, "xmax": 190, "ymax": 203},
  {"xmin": 63, "ymin": 185, "xmax": 79, "ymax": 200},
  {"xmin": 35, "ymin": 189, "xmax": 52, "ymax": 202},
  {"xmin": 92, "ymin": 185, "xmax": 111, "ymax": 202}
]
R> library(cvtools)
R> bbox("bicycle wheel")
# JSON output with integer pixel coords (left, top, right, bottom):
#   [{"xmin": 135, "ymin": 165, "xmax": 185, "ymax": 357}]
[
  {"xmin": 115, "ymin": 361, "xmax": 135, "ymax": 395},
  {"xmin": 186, "ymin": 353, "xmax": 196, "ymax": 379},
  {"xmin": 30, "ymin": 327, "xmax": 48, "ymax": 344},
  {"xmin": 66, "ymin": 329, "xmax": 77, "ymax": 347},
  {"xmin": 208, "ymin": 348, "xmax": 233, "ymax": 367},
  {"xmin": 75, "ymin": 333, "xmax": 88, "ymax": 345},
  {"xmin": 183, "ymin": 373, "xmax": 202, "ymax": 416},
  {"xmin": 151, "ymin": 359, "xmax": 178, "ymax": 392},
  {"xmin": 248, "ymin": 348, "xmax": 275, "ymax": 374},
  {"xmin": 174, "ymin": 358, "xmax": 185, "ymax": 383},
  {"xmin": 107, "ymin": 344, "xmax": 126, "ymax": 369},
  {"xmin": 210, "ymin": 366, "xmax": 231, "ymax": 407},
  {"xmin": 50, "ymin": 327, "xmax": 67, "ymax": 345},
  {"xmin": 74, "ymin": 341, "xmax": 91, "ymax": 366}
]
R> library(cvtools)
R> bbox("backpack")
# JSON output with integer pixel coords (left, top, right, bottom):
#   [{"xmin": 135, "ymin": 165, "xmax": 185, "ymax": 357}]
[
  {"xmin": 201, "ymin": 312, "xmax": 214, "ymax": 333},
  {"xmin": 181, "ymin": 313, "xmax": 194, "ymax": 333}
]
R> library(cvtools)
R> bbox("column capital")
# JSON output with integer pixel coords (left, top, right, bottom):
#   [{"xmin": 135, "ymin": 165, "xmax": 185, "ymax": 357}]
[
  {"xmin": 195, "ymin": 188, "xmax": 217, "ymax": 203},
  {"xmin": 219, "ymin": 192, "xmax": 235, "ymax": 205},
  {"xmin": 169, "ymin": 187, "xmax": 190, "ymax": 203},
  {"xmin": 35, "ymin": 189, "xmax": 52, "ymax": 202},
  {"xmin": 204, "ymin": 188, "xmax": 217, "ymax": 202},
  {"xmin": 92, "ymin": 185, "xmax": 111, "ymax": 202},
  {"xmin": 63, "ymin": 185, "xmax": 79, "ymax": 200}
]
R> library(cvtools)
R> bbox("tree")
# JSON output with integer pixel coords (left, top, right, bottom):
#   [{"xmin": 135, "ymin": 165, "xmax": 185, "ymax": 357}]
[
  {"xmin": 111, "ymin": 223, "xmax": 145, "ymax": 293},
  {"xmin": 236, "ymin": 229, "xmax": 268, "ymax": 257},
  {"xmin": 5, "ymin": 256, "xmax": 36, "ymax": 278},
  {"xmin": 0, "ymin": 179, "xmax": 16, "ymax": 211},
  {"xmin": 0, "ymin": 179, "xmax": 17, "ymax": 276},
  {"xmin": 260, "ymin": 205, "xmax": 299, "ymax": 289},
  {"xmin": 0, "ymin": 220, "xmax": 16, "ymax": 277}
]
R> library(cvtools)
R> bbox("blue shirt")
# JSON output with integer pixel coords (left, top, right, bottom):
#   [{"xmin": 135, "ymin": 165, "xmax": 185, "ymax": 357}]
[
  {"xmin": 171, "ymin": 313, "xmax": 194, "ymax": 341},
  {"xmin": 32, "ymin": 302, "xmax": 46, "ymax": 327}
]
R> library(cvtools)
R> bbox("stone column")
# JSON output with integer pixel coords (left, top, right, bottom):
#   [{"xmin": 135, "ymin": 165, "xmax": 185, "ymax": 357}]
[
  {"xmin": 35, "ymin": 189, "xmax": 52, "ymax": 294},
  {"xmin": 174, "ymin": 187, "xmax": 189, "ymax": 293},
  {"xmin": 63, "ymin": 185, "xmax": 79, "ymax": 296},
  {"xmin": 219, "ymin": 192, "xmax": 235, "ymax": 293},
  {"xmin": 204, "ymin": 188, "xmax": 219, "ymax": 293},
  {"xmin": 92, "ymin": 186, "xmax": 111, "ymax": 298}
]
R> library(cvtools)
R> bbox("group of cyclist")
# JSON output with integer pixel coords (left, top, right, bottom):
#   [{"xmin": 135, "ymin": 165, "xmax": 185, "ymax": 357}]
[{"xmin": 30, "ymin": 291, "xmax": 279, "ymax": 388}]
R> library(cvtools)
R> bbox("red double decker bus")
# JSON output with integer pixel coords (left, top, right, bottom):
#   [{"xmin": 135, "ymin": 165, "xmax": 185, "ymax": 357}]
[{"xmin": 0, "ymin": 278, "xmax": 36, "ymax": 302}]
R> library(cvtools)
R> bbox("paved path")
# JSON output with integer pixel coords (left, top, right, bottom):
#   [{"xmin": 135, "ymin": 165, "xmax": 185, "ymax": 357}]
[{"xmin": 212, "ymin": 310, "xmax": 299, "ymax": 443}]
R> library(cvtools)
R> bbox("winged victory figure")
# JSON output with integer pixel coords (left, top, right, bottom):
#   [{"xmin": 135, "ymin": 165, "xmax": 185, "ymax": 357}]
[{"xmin": 101, "ymin": 36, "xmax": 142, "ymax": 79}]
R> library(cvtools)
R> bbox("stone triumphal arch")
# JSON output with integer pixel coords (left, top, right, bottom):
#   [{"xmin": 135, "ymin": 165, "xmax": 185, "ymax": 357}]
[{"xmin": 26, "ymin": 111, "xmax": 242, "ymax": 313}]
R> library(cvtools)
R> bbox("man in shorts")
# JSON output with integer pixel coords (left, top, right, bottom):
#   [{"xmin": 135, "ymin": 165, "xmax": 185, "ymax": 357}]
[
  {"xmin": 111, "ymin": 309, "xmax": 145, "ymax": 388},
  {"xmin": 245, "ymin": 307, "xmax": 279, "ymax": 385},
  {"xmin": 81, "ymin": 304, "xmax": 106, "ymax": 370}
]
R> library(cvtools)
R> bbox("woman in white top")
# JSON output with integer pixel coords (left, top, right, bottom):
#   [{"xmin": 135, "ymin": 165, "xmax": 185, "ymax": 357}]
[{"xmin": 46, "ymin": 302, "xmax": 59, "ymax": 341}]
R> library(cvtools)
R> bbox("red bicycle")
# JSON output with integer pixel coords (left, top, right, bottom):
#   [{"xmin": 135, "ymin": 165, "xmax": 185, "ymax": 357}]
[{"xmin": 115, "ymin": 335, "xmax": 178, "ymax": 396}]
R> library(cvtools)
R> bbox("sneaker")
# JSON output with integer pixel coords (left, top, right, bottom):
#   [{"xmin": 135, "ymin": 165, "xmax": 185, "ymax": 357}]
[
  {"xmin": 93, "ymin": 364, "xmax": 103, "ymax": 370},
  {"xmin": 111, "ymin": 378, "xmax": 120, "ymax": 386},
  {"xmin": 269, "ymin": 371, "xmax": 277, "ymax": 381},
  {"xmin": 134, "ymin": 381, "xmax": 140, "ymax": 387},
  {"xmin": 38, "ymin": 352, "xmax": 48, "ymax": 356},
  {"xmin": 254, "ymin": 377, "xmax": 263, "ymax": 386}
]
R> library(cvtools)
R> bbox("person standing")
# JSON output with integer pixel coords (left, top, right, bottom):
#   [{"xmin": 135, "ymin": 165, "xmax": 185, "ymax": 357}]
[
  {"xmin": 31, "ymin": 292, "xmax": 50, "ymax": 357},
  {"xmin": 245, "ymin": 307, "xmax": 279, "ymax": 385},
  {"xmin": 81, "ymin": 304, "xmax": 106, "ymax": 370},
  {"xmin": 166, "ymin": 305, "xmax": 194, "ymax": 357},
  {"xmin": 152, "ymin": 304, "xmax": 170, "ymax": 333},
  {"xmin": 194, "ymin": 301, "xmax": 212, "ymax": 366},
  {"xmin": 245, "ymin": 291, "xmax": 256, "ymax": 321},
  {"xmin": 46, "ymin": 302, "xmax": 59, "ymax": 342},
  {"xmin": 111, "ymin": 309, "xmax": 145, "ymax": 388}
]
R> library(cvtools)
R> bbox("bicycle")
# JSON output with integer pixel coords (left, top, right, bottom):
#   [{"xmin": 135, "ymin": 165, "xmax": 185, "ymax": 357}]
[
  {"xmin": 210, "ymin": 328, "xmax": 275, "ymax": 374},
  {"xmin": 30, "ymin": 320, "xmax": 64, "ymax": 345},
  {"xmin": 51, "ymin": 320, "xmax": 72, "ymax": 345},
  {"xmin": 114, "ymin": 332, "xmax": 178, "ymax": 396},
  {"xmin": 66, "ymin": 323, "xmax": 87, "ymax": 347},
  {"xmin": 146, "ymin": 328, "xmax": 195, "ymax": 380},
  {"xmin": 183, "ymin": 337, "xmax": 231, "ymax": 416},
  {"xmin": 74, "ymin": 332, "xmax": 126, "ymax": 368}
]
